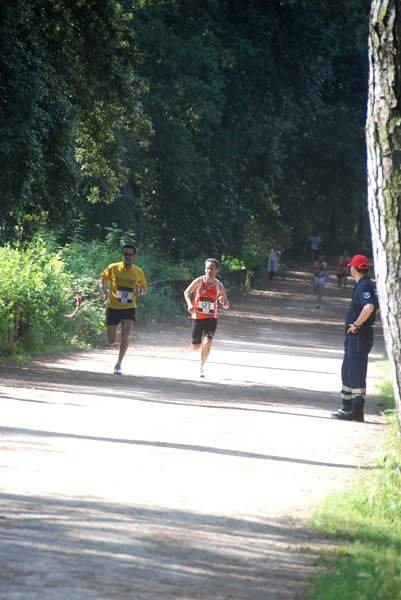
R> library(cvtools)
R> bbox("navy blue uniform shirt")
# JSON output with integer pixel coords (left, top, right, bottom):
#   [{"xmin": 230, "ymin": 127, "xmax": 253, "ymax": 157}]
[{"xmin": 345, "ymin": 275, "xmax": 378, "ymax": 331}]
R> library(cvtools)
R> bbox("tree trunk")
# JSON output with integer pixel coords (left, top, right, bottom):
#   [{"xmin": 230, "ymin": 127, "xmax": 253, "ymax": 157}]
[{"xmin": 366, "ymin": 0, "xmax": 401, "ymax": 429}]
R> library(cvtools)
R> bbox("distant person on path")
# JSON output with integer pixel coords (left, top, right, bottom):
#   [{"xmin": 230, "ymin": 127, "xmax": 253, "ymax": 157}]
[
  {"xmin": 309, "ymin": 232, "xmax": 322, "ymax": 263},
  {"xmin": 184, "ymin": 258, "xmax": 229, "ymax": 378},
  {"xmin": 98, "ymin": 244, "xmax": 147, "ymax": 375},
  {"xmin": 267, "ymin": 249, "xmax": 278, "ymax": 288},
  {"xmin": 332, "ymin": 254, "xmax": 379, "ymax": 422},
  {"xmin": 311, "ymin": 253, "xmax": 328, "ymax": 309},
  {"xmin": 335, "ymin": 250, "xmax": 351, "ymax": 297}
]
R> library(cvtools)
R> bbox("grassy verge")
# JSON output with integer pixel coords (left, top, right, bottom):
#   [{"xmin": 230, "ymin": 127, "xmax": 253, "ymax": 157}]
[{"xmin": 308, "ymin": 362, "xmax": 401, "ymax": 599}]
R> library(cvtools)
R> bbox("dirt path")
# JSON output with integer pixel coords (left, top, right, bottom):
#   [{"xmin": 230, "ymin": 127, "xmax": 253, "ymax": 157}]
[{"xmin": 0, "ymin": 265, "xmax": 387, "ymax": 599}]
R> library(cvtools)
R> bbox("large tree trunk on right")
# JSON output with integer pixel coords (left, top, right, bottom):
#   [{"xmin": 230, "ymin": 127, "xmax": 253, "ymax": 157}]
[{"xmin": 366, "ymin": 0, "xmax": 401, "ymax": 429}]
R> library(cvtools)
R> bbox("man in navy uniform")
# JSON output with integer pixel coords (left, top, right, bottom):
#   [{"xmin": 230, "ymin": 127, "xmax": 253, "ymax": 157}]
[{"xmin": 332, "ymin": 254, "xmax": 379, "ymax": 422}]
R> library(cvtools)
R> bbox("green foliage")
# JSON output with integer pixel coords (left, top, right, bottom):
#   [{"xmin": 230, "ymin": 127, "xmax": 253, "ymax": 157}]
[
  {"xmin": 221, "ymin": 256, "xmax": 246, "ymax": 271},
  {"xmin": 120, "ymin": 0, "xmax": 371, "ymax": 259},
  {"xmin": 0, "ymin": 237, "xmax": 72, "ymax": 351},
  {"xmin": 0, "ymin": 0, "xmax": 149, "ymax": 243},
  {"xmin": 309, "ymin": 378, "xmax": 401, "ymax": 600},
  {"xmin": 1, "ymin": 0, "xmax": 372, "ymax": 263}
]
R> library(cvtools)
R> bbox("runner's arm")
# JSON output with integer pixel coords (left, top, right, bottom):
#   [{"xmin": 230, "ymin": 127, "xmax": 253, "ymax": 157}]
[
  {"xmin": 98, "ymin": 277, "xmax": 108, "ymax": 304},
  {"xmin": 347, "ymin": 303, "xmax": 374, "ymax": 333},
  {"xmin": 184, "ymin": 280, "xmax": 198, "ymax": 313},
  {"xmin": 135, "ymin": 286, "xmax": 148, "ymax": 297},
  {"xmin": 218, "ymin": 285, "xmax": 230, "ymax": 309}
]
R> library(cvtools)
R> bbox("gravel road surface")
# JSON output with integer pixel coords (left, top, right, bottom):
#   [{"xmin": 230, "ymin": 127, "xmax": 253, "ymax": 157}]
[{"xmin": 0, "ymin": 265, "xmax": 386, "ymax": 599}]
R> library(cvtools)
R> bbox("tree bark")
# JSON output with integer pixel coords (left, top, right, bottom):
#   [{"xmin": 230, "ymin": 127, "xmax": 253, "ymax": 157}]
[{"xmin": 366, "ymin": 0, "xmax": 401, "ymax": 429}]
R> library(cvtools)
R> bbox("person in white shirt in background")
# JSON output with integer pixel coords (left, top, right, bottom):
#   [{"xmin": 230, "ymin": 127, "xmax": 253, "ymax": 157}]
[
  {"xmin": 309, "ymin": 232, "xmax": 322, "ymax": 263},
  {"xmin": 267, "ymin": 249, "xmax": 278, "ymax": 288}
]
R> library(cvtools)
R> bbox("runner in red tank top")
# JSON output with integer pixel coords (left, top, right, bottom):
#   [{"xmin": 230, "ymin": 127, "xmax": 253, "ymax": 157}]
[
  {"xmin": 335, "ymin": 250, "xmax": 351, "ymax": 297},
  {"xmin": 184, "ymin": 258, "xmax": 230, "ymax": 378}
]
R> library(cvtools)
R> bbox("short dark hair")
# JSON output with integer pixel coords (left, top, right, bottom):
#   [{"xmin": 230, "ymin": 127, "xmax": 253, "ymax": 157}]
[
  {"xmin": 122, "ymin": 243, "xmax": 137, "ymax": 255},
  {"xmin": 355, "ymin": 266, "xmax": 368, "ymax": 274},
  {"xmin": 205, "ymin": 257, "xmax": 219, "ymax": 269}
]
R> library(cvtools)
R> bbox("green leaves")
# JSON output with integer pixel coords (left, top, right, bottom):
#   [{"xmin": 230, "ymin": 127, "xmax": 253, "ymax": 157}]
[
  {"xmin": 0, "ymin": 0, "xmax": 149, "ymax": 242},
  {"xmin": 0, "ymin": 0, "xmax": 371, "ymax": 260},
  {"xmin": 122, "ymin": 0, "xmax": 371, "ymax": 258},
  {"xmin": 0, "ymin": 237, "xmax": 72, "ymax": 350}
]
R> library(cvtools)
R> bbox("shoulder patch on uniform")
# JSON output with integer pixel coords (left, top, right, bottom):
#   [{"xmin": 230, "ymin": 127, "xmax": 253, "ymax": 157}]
[{"xmin": 363, "ymin": 291, "xmax": 371, "ymax": 299}]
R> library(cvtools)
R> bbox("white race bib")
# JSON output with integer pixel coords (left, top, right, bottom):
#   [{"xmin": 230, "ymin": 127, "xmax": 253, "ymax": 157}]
[
  {"xmin": 198, "ymin": 300, "xmax": 215, "ymax": 314},
  {"xmin": 116, "ymin": 287, "xmax": 134, "ymax": 304}
]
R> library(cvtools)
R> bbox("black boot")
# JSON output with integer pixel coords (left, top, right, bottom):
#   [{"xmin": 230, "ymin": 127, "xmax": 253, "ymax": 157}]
[
  {"xmin": 336, "ymin": 399, "xmax": 364, "ymax": 422},
  {"xmin": 331, "ymin": 400, "xmax": 352, "ymax": 417}
]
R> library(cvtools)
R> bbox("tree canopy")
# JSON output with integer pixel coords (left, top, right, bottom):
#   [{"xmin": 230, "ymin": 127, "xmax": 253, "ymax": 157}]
[
  {"xmin": 0, "ymin": 0, "xmax": 149, "ymax": 240},
  {"xmin": 0, "ymin": 0, "xmax": 371, "ymax": 259}
]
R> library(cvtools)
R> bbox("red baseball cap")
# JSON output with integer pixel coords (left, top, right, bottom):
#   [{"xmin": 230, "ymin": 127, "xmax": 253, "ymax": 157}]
[{"xmin": 349, "ymin": 254, "xmax": 369, "ymax": 269}]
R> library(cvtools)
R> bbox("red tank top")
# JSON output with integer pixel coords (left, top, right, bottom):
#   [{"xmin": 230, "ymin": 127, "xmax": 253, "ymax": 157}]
[
  {"xmin": 336, "ymin": 257, "xmax": 350, "ymax": 275},
  {"xmin": 313, "ymin": 262, "xmax": 327, "ymax": 277},
  {"xmin": 193, "ymin": 277, "xmax": 221, "ymax": 319}
]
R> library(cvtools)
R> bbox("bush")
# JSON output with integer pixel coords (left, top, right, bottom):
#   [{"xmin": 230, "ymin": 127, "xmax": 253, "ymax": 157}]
[{"xmin": 0, "ymin": 237, "xmax": 73, "ymax": 352}]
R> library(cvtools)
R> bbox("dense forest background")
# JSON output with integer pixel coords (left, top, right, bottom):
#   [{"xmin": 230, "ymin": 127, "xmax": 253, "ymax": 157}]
[{"xmin": 0, "ymin": 0, "xmax": 371, "ymax": 262}]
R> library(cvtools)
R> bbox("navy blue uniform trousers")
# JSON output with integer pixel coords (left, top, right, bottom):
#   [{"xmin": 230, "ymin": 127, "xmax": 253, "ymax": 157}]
[{"xmin": 341, "ymin": 327, "xmax": 373, "ymax": 405}]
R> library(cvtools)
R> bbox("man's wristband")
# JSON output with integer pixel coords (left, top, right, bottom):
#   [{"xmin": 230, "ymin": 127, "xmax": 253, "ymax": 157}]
[
  {"xmin": 353, "ymin": 322, "xmax": 360, "ymax": 329},
  {"xmin": 138, "ymin": 288, "xmax": 143, "ymax": 295}
]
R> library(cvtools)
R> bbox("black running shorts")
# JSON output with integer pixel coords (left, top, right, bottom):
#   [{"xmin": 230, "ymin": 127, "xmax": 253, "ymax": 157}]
[
  {"xmin": 191, "ymin": 318, "xmax": 218, "ymax": 345},
  {"xmin": 106, "ymin": 307, "xmax": 136, "ymax": 326}
]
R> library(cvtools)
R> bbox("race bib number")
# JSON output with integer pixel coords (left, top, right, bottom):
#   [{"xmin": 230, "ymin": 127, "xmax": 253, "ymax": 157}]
[
  {"xmin": 116, "ymin": 286, "xmax": 134, "ymax": 304},
  {"xmin": 198, "ymin": 300, "xmax": 215, "ymax": 314}
]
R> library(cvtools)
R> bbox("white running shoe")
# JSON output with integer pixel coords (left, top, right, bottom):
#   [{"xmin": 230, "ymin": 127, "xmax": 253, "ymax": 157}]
[{"xmin": 114, "ymin": 364, "xmax": 122, "ymax": 375}]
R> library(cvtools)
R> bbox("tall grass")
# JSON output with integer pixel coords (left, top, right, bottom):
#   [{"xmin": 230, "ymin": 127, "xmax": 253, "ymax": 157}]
[{"xmin": 309, "ymin": 367, "xmax": 401, "ymax": 599}]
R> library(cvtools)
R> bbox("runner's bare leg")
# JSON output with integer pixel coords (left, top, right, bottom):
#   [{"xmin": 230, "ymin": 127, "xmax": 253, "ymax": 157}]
[
  {"xmin": 117, "ymin": 319, "xmax": 134, "ymax": 364},
  {"xmin": 107, "ymin": 324, "xmax": 120, "ymax": 346},
  {"xmin": 200, "ymin": 337, "xmax": 212, "ymax": 367}
]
